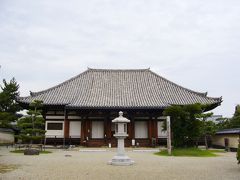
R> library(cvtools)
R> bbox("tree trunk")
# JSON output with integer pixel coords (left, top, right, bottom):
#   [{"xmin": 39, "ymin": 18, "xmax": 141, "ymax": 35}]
[{"xmin": 205, "ymin": 135, "xmax": 208, "ymax": 150}]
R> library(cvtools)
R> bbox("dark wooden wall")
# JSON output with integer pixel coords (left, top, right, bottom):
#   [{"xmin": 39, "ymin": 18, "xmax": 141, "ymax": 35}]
[{"xmin": 45, "ymin": 108, "xmax": 165, "ymax": 147}]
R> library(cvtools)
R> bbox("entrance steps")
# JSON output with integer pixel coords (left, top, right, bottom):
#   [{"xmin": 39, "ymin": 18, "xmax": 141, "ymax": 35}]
[
  {"xmin": 77, "ymin": 148, "xmax": 160, "ymax": 152},
  {"xmin": 79, "ymin": 149, "xmax": 108, "ymax": 152}
]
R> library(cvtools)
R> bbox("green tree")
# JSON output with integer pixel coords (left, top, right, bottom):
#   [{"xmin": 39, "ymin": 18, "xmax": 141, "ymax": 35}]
[
  {"xmin": 163, "ymin": 103, "xmax": 203, "ymax": 147},
  {"xmin": 231, "ymin": 105, "xmax": 240, "ymax": 128},
  {"xmin": 216, "ymin": 106, "xmax": 240, "ymax": 130},
  {"xmin": 216, "ymin": 117, "xmax": 231, "ymax": 130},
  {"xmin": 196, "ymin": 112, "xmax": 217, "ymax": 149},
  {"xmin": 0, "ymin": 78, "xmax": 21, "ymax": 128},
  {"xmin": 16, "ymin": 100, "xmax": 45, "ymax": 145}
]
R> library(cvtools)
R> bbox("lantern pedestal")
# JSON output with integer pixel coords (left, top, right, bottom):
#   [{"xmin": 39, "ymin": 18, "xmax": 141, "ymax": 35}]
[
  {"xmin": 109, "ymin": 155, "xmax": 134, "ymax": 166},
  {"xmin": 108, "ymin": 111, "xmax": 134, "ymax": 166},
  {"xmin": 108, "ymin": 135, "xmax": 134, "ymax": 166}
]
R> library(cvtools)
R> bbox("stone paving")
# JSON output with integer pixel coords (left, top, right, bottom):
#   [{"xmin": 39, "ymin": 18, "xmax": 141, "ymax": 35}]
[{"xmin": 0, "ymin": 147, "xmax": 239, "ymax": 180}]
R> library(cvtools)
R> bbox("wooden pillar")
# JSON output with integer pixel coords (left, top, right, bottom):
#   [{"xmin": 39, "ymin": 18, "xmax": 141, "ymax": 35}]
[
  {"xmin": 104, "ymin": 114, "xmax": 109, "ymax": 145},
  {"xmin": 148, "ymin": 117, "xmax": 153, "ymax": 139},
  {"xmin": 104, "ymin": 117, "xmax": 106, "ymax": 137},
  {"xmin": 80, "ymin": 118, "xmax": 85, "ymax": 144},
  {"xmin": 127, "ymin": 113, "xmax": 131, "ymax": 138},
  {"xmin": 106, "ymin": 114, "xmax": 111, "ymax": 139},
  {"xmin": 153, "ymin": 118, "xmax": 158, "ymax": 138},
  {"xmin": 64, "ymin": 110, "xmax": 69, "ymax": 139},
  {"xmin": 85, "ymin": 118, "xmax": 91, "ymax": 139},
  {"xmin": 42, "ymin": 109, "xmax": 47, "ymax": 133},
  {"xmin": 127, "ymin": 122, "xmax": 131, "ymax": 138},
  {"xmin": 129, "ymin": 114, "xmax": 135, "ymax": 139},
  {"xmin": 104, "ymin": 112, "xmax": 111, "ymax": 139}
]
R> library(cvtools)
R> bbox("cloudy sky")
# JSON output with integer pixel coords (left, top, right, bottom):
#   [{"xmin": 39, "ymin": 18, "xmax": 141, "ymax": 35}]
[{"xmin": 0, "ymin": 0, "xmax": 240, "ymax": 117}]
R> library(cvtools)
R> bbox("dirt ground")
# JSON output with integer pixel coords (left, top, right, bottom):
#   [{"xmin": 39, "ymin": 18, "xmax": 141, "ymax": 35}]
[{"xmin": 0, "ymin": 147, "xmax": 239, "ymax": 180}]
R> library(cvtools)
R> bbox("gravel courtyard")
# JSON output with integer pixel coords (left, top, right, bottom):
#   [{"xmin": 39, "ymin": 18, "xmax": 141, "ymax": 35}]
[{"xmin": 0, "ymin": 147, "xmax": 239, "ymax": 180}]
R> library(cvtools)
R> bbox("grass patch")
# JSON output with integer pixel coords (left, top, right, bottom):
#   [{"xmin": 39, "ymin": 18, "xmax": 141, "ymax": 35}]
[
  {"xmin": 0, "ymin": 164, "xmax": 18, "ymax": 174},
  {"xmin": 10, "ymin": 150, "xmax": 52, "ymax": 154},
  {"xmin": 208, "ymin": 149, "xmax": 225, "ymax": 153},
  {"xmin": 155, "ymin": 148, "xmax": 219, "ymax": 157}
]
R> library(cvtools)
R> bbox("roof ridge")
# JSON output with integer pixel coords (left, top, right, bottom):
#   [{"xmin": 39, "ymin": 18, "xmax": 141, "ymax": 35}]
[
  {"xmin": 87, "ymin": 68, "xmax": 150, "ymax": 71},
  {"xmin": 219, "ymin": 128, "xmax": 240, "ymax": 131},
  {"xmin": 148, "ymin": 69, "xmax": 222, "ymax": 101}
]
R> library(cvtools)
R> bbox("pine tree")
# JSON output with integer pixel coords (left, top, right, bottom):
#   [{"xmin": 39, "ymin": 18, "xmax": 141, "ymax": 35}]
[
  {"xmin": 16, "ymin": 100, "xmax": 45, "ymax": 145},
  {"xmin": 216, "ymin": 117, "xmax": 231, "ymax": 130},
  {"xmin": 0, "ymin": 78, "xmax": 21, "ymax": 128},
  {"xmin": 197, "ymin": 112, "xmax": 216, "ymax": 149},
  {"xmin": 163, "ymin": 103, "xmax": 203, "ymax": 147}
]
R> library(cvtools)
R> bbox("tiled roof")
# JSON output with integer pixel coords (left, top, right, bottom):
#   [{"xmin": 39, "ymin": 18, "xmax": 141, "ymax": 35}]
[
  {"xmin": 216, "ymin": 128, "xmax": 240, "ymax": 135},
  {"xmin": 0, "ymin": 128, "xmax": 14, "ymax": 133},
  {"xmin": 17, "ymin": 68, "xmax": 222, "ymax": 109}
]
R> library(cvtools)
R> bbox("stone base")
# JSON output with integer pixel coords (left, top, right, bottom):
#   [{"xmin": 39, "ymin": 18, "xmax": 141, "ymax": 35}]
[
  {"xmin": 108, "ymin": 155, "xmax": 134, "ymax": 166},
  {"xmin": 24, "ymin": 149, "xmax": 39, "ymax": 155}
]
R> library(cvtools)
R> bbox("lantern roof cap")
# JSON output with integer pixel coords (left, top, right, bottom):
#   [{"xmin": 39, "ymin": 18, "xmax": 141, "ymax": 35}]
[{"xmin": 112, "ymin": 111, "xmax": 130, "ymax": 123}]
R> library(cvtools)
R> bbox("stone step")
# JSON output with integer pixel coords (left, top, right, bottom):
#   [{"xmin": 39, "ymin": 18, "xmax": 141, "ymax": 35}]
[
  {"xmin": 79, "ymin": 149, "xmax": 108, "ymax": 152},
  {"xmin": 132, "ymin": 149, "xmax": 160, "ymax": 152}
]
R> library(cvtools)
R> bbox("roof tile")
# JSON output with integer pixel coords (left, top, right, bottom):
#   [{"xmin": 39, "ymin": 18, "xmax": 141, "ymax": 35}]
[{"xmin": 18, "ymin": 68, "xmax": 222, "ymax": 109}]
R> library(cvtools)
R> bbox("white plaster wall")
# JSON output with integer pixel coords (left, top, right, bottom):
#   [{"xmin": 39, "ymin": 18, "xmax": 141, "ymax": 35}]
[
  {"xmin": 135, "ymin": 121, "xmax": 148, "ymax": 139},
  {"xmin": 46, "ymin": 116, "xmax": 64, "ymax": 120},
  {"xmin": 68, "ymin": 116, "xmax": 81, "ymax": 120},
  {"xmin": 45, "ymin": 121, "xmax": 64, "ymax": 138},
  {"xmin": 212, "ymin": 134, "xmax": 239, "ymax": 148},
  {"xmin": 69, "ymin": 121, "xmax": 81, "ymax": 138},
  {"xmin": 0, "ymin": 132, "xmax": 14, "ymax": 144},
  {"xmin": 92, "ymin": 121, "xmax": 104, "ymax": 138}
]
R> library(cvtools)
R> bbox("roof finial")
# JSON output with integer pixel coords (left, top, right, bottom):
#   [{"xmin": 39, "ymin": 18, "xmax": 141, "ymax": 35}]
[{"xmin": 119, "ymin": 111, "xmax": 123, "ymax": 117}]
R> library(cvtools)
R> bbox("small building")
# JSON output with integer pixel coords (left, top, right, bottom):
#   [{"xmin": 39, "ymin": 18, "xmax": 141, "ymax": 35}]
[
  {"xmin": 17, "ymin": 68, "xmax": 222, "ymax": 147},
  {"xmin": 212, "ymin": 128, "xmax": 240, "ymax": 151},
  {"xmin": 0, "ymin": 128, "xmax": 14, "ymax": 144}
]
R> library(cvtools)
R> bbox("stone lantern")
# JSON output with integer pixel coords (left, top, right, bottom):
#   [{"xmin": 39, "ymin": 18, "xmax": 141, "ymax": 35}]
[{"xmin": 108, "ymin": 111, "xmax": 134, "ymax": 166}]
